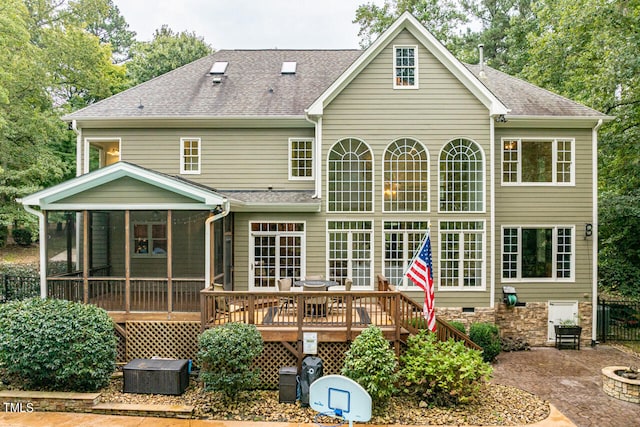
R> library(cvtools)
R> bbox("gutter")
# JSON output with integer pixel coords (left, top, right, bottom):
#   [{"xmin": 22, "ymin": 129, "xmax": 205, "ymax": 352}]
[
  {"xmin": 591, "ymin": 118, "xmax": 603, "ymax": 346},
  {"xmin": 18, "ymin": 202, "xmax": 47, "ymax": 299},
  {"xmin": 204, "ymin": 199, "xmax": 230, "ymax": 289},
  {"xmin": 304, "ymin": 112, "xmax": 322, "ymax": 198}
]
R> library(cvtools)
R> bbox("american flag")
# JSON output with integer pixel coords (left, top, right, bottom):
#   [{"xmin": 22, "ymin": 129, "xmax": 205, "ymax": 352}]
[{"xmin": 405, "ymin": 232, "xmax": 436, "ymax": 332}]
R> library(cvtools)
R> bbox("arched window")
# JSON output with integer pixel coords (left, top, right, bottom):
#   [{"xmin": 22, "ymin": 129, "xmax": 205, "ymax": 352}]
[
  {"xmin": 439, "ymin": 138, "xmax": 484, "ymax": 212},
  {"xmin": 383, "ymin": 138, "xmax": 429, "ymax": 212},
  {"xmin": 328, "ymin": 138, "xmax": 373, "ymax": 212}
]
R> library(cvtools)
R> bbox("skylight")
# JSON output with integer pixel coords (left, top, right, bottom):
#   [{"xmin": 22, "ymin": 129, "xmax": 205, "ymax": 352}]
[
  {"xmin": 281, "ymin": 62, "xmax": 297, "ymax": 74},
  {"xmin": 209, "ymin": 61, "xmax": 229, "ymax": 74}
]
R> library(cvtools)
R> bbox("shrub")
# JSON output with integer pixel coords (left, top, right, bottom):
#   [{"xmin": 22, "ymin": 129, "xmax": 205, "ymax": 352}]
[
  {"xmin": 400, "ymin": 330, "xmax": 491, "ymax": 406},
  {"xmin": 11, "ymin": 228, "xmax": 33, "ymax": 246},
  {"xmin": 197, "ymin": 322, "xmax": 264, "ymax": 400},
  {"xmin": 449, "ymin": 320, "xmax": 466, "ymax": 334},
  {"xmin": 0, "ymin": 298, "xmax": 117, "ymax": 391},
  {"xmin": 341, "ymin": 325, "xmax": 398, "ymax": 406},
  {"xmin": 469, "ymin": 322, "xmax": 502, "ymax": 363}
]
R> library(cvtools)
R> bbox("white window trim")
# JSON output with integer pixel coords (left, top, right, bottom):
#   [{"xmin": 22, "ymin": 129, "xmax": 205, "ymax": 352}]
[
  {"xmin": 437, "ymin": 137, "xmax": 486, "ymax": 214},
  {"xmin": 501, "ymin": 225, "xmax": 576, "ymax": 282},
  {"xmin": 437, "ymin": 219, "xmax": 486, "ymax": 291},
  {"xmin": 326, "ymin": 219, "xmax": 375, "ymax": 290},
  {"xmin": 326, "ymin": 138, "xmax": 375, "ymax": 214},
  {"xmin": 501, "ymin": 137, "xmax": 576, "ymax": 186},
  {"xmin": 83, "ymin": 137, "xmax": 121, "ymax": 174},
  {"xmin": 131, "ymin": 221, "xmax": 167, "ymax": 258},
  {"xmin": 248, "ymin": 221, "xmax": 306, "ymax": 291},
  {"xmin": 288, "ymin": 137, "xmax": 315, "ymax": 181},
  {"xmin": 180, "ymin": 137, "xmax": 201, "ymax": 175},
  {"xmin": 382, "ymin": 220, "xmax": 430, "ymax": 289},
  {"xmin": 382, "ymin": 137, "xmax": 430, "ymax": 213},
  {"xmin": 393, "ymin": 45, "xmax": 419, "ymax": 89}
]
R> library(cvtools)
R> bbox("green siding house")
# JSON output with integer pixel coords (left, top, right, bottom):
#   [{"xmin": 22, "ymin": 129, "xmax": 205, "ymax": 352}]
[{"xmin": 22, "ymin": 12, "xmax": 610, "ymax": 347}]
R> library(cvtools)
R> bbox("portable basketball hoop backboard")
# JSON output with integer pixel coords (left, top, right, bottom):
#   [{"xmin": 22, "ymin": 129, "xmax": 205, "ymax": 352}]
[{"xmin": 309, "ymin": 375, "xmax": 372, "ymax": 426}]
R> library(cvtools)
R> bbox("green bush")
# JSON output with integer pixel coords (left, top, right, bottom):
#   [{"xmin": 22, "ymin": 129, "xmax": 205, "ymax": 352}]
[
  {"xmin": 197, "ymin": 322, "xmax": 264, "ymax": 400},
  {"xmin": 0, "ymin": 298, "xmax": 117, "ymax": 391},
  {"xmin": 400, "ymin": 330, "xmax": 491, "ymax": 406},
  {"xmin": 469, "ymin": 322, "xmax": 501, "ymax": 363},
  {"xmin": 449, "ymin": 320, "xmax": 466, "ymax": 334},
  {"xmin": 341, "ymin": 325, "xmax": 398, "ymax": 406},
  {"xmin": 11, "ymin": 228, "xmax": 32, "ymax": 246}
]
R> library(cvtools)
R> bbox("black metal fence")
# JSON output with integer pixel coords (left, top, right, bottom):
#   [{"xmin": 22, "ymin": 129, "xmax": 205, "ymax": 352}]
[
  {"xmin": 0, "ymin": 274, "xmax": 40, "ymax": 303},
  {"xmin": 598, "ymin": 297, "xmax": 640, "ymax": 342}
]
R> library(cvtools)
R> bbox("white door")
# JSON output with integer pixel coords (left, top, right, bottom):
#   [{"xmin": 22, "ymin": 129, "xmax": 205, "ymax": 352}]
[{"xmin": 548, "ymin": 301, "xmax": 578, "ymax": 341}]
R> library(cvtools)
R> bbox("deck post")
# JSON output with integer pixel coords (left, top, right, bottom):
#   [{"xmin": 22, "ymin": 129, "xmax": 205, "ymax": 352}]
[
  {"xmin": 167, "ymin": 210, "xmax": 173, "ymax": 316},
  {"xmin": 124, "ymin": 210, "xmax": 131, "ymax": 313}
]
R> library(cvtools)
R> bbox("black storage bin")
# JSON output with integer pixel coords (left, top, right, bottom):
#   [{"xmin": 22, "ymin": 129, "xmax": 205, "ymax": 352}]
[
  {"xmin": 278, "ymin": 366, "xmax": 298, "ymax": 403},
  {"xmin": 123, "ymin": 358, "xmax": 190, "ymax": 395}
]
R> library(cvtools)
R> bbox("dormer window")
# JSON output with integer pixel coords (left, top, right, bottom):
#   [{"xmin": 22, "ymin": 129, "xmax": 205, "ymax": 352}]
[
  {"xmin": 281, "ymin": 61, "xmax": 297, "ymax": 74},
  {"xmin": 394, "ymin": 46, "xmax": 418, "ymax": 89},
  {"xmin": 209, "ymin": 61, "xmax": 228, "ymax": 74}
]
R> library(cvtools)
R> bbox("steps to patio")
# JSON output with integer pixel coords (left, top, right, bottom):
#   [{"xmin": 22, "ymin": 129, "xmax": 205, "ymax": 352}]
[{"xmin": 0, "ymin": 390, "xmax": 194, "ymax": 419}]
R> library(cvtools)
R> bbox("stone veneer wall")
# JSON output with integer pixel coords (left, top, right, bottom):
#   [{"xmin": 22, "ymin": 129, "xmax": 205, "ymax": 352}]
[{"xmin": 436, "ymin": 302, "xmax": 593, "ymax": 348}]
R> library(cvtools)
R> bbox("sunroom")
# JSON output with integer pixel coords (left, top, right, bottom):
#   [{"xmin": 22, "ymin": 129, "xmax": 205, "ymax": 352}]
[{"xmin": 19, "ymin": 162, "xmax": 230, "ymax": 322}]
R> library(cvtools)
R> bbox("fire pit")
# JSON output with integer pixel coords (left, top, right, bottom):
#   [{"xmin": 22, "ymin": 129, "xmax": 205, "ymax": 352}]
[{"xmin": 601, "ymin": 366, "xmax": 640, "ymax": 404}]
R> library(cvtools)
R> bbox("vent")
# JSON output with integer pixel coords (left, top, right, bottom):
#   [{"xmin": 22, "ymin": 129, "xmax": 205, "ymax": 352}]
[
  {"xmin": 209, "ymin": 61, "xmax": 228, "ymax": 74},
  {"xmin": 281, "ymin": 61, "xmax": 296, "ymax": 74}
]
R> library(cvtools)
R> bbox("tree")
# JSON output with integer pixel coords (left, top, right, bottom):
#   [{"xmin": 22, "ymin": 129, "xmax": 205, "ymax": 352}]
[
  {"xmin": 522, "ymin": 0, "xmax": 640, "ymax": 296},
  {"xmin": 126, "ymin": 25, "xmax": 212, "ymax": 86},
  {"xmin": 354, "ymin": 0, "xmax": 467, "ymax": 48}
]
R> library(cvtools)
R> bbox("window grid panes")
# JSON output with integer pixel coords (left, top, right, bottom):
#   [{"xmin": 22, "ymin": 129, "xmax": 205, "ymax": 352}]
[
  {"xmin": 439, "ymin": 221, "xmax": 484, "ymax": 289},
  {"xmin": 251, "ymin": 222, "xmax": 304, "ymax": 289},
  {"xmin": 290, "ymin": 138, "xmax": 314, "ymax": 179},
  {"xmin": 181, "ymin": 138, "xmax": 200, "ymax": 174},
  {"xmin": 384, "ymin": 221, "xmax": 429, "ymax": 287},
  {"xmin": 133, "ymin": 222, "xmax": 167, "ymax": 256},
  {"xmin": 383, "ymin": 138, "xmax": 429, "ymax": 212},
  {"xmin": 557, "ymin": 228, "xmax": 572, "ymax": 278},
  {"xmin": 502, "ymin": 226, "xmax": 573, "ymax": 280},
  {"xmin": 557, "ymin": 140, "xmax": 572, "ymax": 183},
  {"xmin": 328, "ymin": 139, "xmax": 373, "ymax": 212},
  {"xmin": 439, "ymin": 139, "xmax": 484, "ymax": 212},
  {"xmin": 328, "ymin": 221, "xmax": 372, "ymax": 287},
  {"xmin": 502, "ymin": 138, "xmax": 574, "ymax": 184},
  {"xmin": 395, "ymin": 47, "xmax": 416, "ymax": 87}
]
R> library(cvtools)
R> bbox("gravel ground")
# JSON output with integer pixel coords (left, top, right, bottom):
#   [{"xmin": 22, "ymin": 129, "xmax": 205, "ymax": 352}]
[{"xmin": 101, "ymin": 376, "xmax": 549, "ymax": 425}]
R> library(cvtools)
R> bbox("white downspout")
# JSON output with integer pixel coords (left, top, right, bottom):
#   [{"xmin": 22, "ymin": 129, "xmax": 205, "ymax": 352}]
[
  {"xmin": 204, "ymin": 199, "xmax": 230, "ymax": 289},
  {"xmin": 592, "ymin": 119, "xmax": 603, "ymax": 345},
  {"xmin": 489, "ymin": 116, "xmax": 496, "ymax": 308},
  {"xmin": 304, "ymin": 112, "xmax": 322, "ymax": 198},
  {"xmin": 71, "ymin": 120, "xmax": 82, "ymax": 270},
  {"xmin": 20, "ymin": 203, "xmax": 47, "ymax": 299}
]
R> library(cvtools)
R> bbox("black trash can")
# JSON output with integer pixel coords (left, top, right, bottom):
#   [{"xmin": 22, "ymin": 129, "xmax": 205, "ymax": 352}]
[
  {"xmin": 299, "ymin": 356, "xmax": 323, "ymax": 407},
  {"xmin": 278, "ymin": 366, "xmax": 298, "ymax": 403}
]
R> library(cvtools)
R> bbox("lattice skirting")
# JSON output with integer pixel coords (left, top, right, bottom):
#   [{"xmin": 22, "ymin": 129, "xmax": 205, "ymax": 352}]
[
  {"xmin": 124, "ymin": 321, "xmax": 201, "ymax": 362},
  {"xmin": 118, "ymin": 322, "xmax": 353, "ymax": 390}
]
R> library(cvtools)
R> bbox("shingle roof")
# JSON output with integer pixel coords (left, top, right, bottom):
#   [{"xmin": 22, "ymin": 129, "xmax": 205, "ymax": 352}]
[
  {"xmin": 465, "ymin": 64, "xmax": 606, "ymax": 118},
  {"xmin": 64, "ymin": 50, "xmax": 363, "ymax": 120},
  {"xmin": 63, "ymin": 49, "xmax": 605, "ymax": 121}
]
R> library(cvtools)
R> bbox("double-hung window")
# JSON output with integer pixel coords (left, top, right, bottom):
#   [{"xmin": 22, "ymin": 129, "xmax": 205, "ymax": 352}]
[
  {"xmin": 439, "ymin": 221, "xmax": 484, "ymax": 289},
  {"xmin": 133, "ymin": 222, "xmax": 167, "ymax": 257},
  {"xmin": 289, "ymin": 138, "xmax": 314, "ymax": 180},
  {"xmin": 502, "ymin": 138, "xmax": 574, "ymax": 184},
  {"xmin": 180, "ymin": 138, "xmax": 201, "ymax": 174},
  {"xmin": 502, "ymin": 226, "xmax": 574, "ymax": 280},
  {"xmin": 394, "ymin": 46, "xmax": 418, "ymax": 88}
]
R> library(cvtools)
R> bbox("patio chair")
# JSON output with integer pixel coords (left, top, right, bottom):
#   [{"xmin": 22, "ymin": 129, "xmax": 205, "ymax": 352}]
[
  {"xmin": 303, "ymin": 283, "xmax": 329, "ymax": 317},
  {"xmin": 329, "ymin": 278, "xmax": 352, "ymax": 314},
  {"xmin": 212, "ymin": 283, "xmax": 243, "ymax": 322},
  {"xmin": 276, "ymin": 278, "xmax": 295, "ymax": 312},
  {"xmin": 304, "ymin": 274, "xmax": 324, "ymax": 280}
]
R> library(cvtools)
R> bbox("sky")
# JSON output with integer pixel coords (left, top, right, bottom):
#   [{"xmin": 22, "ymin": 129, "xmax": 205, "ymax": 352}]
[{"xmin": 112, "ymin": 0, "xmax": 383, "ymax": 50}]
